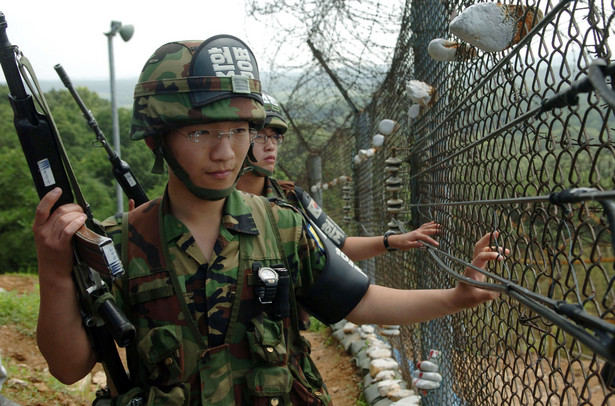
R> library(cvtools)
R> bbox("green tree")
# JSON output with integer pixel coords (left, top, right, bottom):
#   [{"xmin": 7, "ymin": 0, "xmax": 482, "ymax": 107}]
[{"xmin": 0, "ymin": 84, "xmax": 167, "ymax": 272}]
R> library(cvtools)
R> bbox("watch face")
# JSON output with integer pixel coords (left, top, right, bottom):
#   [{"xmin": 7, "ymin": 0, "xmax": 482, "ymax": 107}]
[{"xmin": 258, "ymin": 267, "xmax": 278, "ymax": 283}]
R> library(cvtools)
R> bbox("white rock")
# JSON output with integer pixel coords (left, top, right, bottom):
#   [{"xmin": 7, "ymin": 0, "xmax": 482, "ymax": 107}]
[
  {"xmin": 380, "ymin": 328, "xmax": 401, "ymax": 337},
  {"xmin": 377, "ymin": 379, "xmax": 402, "ymax": 397},
  {"xmin": 361, "ymin": 334, "xmax": 379, "ymax": 343},
  {"xmin": 342, "ymin": 321, "xmax": 358, "ymax": 333},
  {"xmin": 428, "ymin": 38, "xmax": 477, "ymax": 62},
  {"xmin": 373, "ymin": 370, "xmax": 396, "ymax": 382},
  {"xmin": 412, "ymin": 376, "xmax": 441, "ymax": 390},
  {"xmin": 7, "ymin": 378, "xmax": 28, "ymax": 386},
  {"xmin": 391, "ymin": 395, "xmax": 422, "ymax": 405},
  {"xmin": 92, "ymin": 371, "xmax": 107, "ymax": 386},
  {"xmin": 416, "ymin": 359, "xmax": 438, "ymax": 372},
  {"xmin": 372, "ymin": 133, "xmax": 385, "ymax": 147},
  {"xmin": 450, "ymin": 2, "xmax": 544, "ymax": 52},
  {"xmin": 388, "ymin": 388, "xmax": 416, "ymax": 402},
  {"xmin": 368, "ymin": 348, "xmax": 393, "ymax": 360},
  {"xmin": 310, "ymin": 185, "xmax": 319, "ymax": 193},
  {"xmin": 406, "ymin": 80, "xmax": 435, "ymax": 106},
  {"xmin": 413, "ymin": 370, "xmax": 442, "ymax": 382},
  {"xmin": 408, "ymin": 104, "xmax": 421, "ymax": 119},
  {"xmin": 365, "ymin": 339, "xmax": 390, "ymax": 354},
  {"xmin": 365, "ymin": 148, "xmax": 376, "ymax": 158},
  {"xmin": 370, "ymin": 358, "xmax": 399, "ymax": 377},
  {"xmin": 359, "ymin": 324, "xmax": 376, "ymax": 334},
  {"xmin": 378, "ymin": 119, "xmax": 399, "ymax": 135}
]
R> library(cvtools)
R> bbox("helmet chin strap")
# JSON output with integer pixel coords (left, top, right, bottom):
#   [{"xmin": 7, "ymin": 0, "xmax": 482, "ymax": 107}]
[
  {"xmin": 239, "ymin": 141, "xmax": 273, "ymax": 177},
  {"xmin": 246, "ymin": 163, "xmax": 273, "ymax": 177},
  {"xmin": 161, "ymin": 144, "xmax": 237, "ymax": 201}
]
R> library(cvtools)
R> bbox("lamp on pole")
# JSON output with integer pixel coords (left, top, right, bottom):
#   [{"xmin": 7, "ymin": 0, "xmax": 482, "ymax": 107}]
[{"xmin": 105, "ymin": 20, "xmax": 134, "ymax": 215}]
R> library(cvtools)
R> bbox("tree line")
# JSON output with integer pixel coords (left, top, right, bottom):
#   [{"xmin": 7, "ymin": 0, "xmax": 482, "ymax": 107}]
[{"xmin": 0, "ymin": 84, "xmax": 167, "ymax": 272}]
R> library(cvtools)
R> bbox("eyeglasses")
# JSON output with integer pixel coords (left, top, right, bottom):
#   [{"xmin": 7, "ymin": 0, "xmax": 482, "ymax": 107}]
[
  {"xmin": 253, "ymin": 133, "xmax": 285, "ymax": 145},
  {"xmin": 175, "ymin": 127, "xmax": 256, "ymax": 147}
]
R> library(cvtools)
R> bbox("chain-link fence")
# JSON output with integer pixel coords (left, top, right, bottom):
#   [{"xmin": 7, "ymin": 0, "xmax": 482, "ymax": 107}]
[{"xmin": 314, "ymin": 1, "xmax": 615, "ymax": 404}]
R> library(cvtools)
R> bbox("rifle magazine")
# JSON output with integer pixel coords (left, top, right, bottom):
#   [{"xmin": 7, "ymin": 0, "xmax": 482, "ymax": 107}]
[{"xmin": 75, "ymin": 226, "xmax": 124, "ymax": 279}]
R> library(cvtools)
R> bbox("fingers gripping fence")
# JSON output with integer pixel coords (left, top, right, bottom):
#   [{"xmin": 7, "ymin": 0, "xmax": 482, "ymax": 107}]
[{"xmin": 314, "ymin": 0, "xmax": 615, "ymax": 405}]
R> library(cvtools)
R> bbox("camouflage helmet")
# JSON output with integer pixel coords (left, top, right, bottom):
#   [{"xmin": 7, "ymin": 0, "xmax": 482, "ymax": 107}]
[
  {"xmin": 130, "ymin": 35, "xmax": 266, "ymax": 141},
  {"xmin": 262, "ymin": 92, "xmax": 288, "ymax": 135}
]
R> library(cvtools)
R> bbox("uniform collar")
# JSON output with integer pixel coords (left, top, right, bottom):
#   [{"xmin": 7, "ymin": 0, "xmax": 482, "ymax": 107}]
[
  {"xmin": 162, "ymin": 189, "xmax": 260, "ymax": 244},
  {"xmin": 263, "ymin": 176, "xmax": 276, "ymax": 198}
]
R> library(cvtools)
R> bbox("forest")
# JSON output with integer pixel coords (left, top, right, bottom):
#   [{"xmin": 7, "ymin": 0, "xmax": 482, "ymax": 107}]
[{"xmin": 0, "ymin": 84, "xmax": 167, "ymax": 271}]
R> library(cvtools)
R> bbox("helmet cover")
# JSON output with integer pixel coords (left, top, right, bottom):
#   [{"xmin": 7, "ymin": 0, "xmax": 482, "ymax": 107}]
[
  {"xmin": 262, "ymin": 92, "xmax": 288, "ymax": 135},
  {"xmin": 130, "ymin": 36, "xmax": 265, "ymax": 141}
]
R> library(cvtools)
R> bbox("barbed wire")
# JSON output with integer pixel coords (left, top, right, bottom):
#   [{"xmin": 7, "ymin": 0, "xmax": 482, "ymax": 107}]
[{"xmin": 248, "ymin": 0, "xmax": 615, "ymax": 403}]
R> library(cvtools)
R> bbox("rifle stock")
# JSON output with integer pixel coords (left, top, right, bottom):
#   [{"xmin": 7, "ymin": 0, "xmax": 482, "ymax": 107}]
[{"xmin": 0, "ymin": 11, "xmax": 137, "ymax": 396}]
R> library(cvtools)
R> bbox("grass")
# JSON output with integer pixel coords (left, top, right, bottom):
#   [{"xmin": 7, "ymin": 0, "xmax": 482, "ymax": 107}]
[
  {"xmin": 3, "ymin": 359, "xmax": 95, "ymax": 405},
  {"xmin": 0, "ymin": 273, "xmax": 93, "ymax": 405},
  {"xmin": 0, "ymin": 274, "xmax": 38, "ymax": 336},
  {"xmin": 308, "ymin": 316, "xmax": 337, "ymax": 346}
]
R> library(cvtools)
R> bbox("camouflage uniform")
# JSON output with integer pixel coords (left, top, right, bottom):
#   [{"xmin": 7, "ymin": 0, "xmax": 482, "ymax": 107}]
[
  {"xmin": 104, "ymin": 189, "xmax": 333, "ymax": 405},
  {"xmin": 96, "ymin": 38, "xmax": 367, "ymax": 405}
]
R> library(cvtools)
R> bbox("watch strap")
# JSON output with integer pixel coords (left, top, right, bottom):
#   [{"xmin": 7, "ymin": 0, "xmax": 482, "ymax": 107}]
[{"xmin": 383, "ymin": 231, "xmax": 397, "ymax": 252}]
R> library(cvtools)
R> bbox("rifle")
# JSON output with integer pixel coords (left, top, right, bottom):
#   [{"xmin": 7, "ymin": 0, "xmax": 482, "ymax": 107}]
[
  {"xmin": 54, "ymin": 64, "xmax": 149, "ymax": 207},
  {"xmin": 0, "ymin": 12, "xmax": 137, "ymax": 396}
]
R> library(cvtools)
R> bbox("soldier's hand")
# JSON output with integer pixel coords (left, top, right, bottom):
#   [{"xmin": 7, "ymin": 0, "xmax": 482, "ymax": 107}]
[
  {"xmin": 389, "ymin": 221, "xmax": 441, "ymax": 250},
  {"xmin": 33, "ymin": 188, "xmax": 85, "ymax": 277},
  {"xmin": 453, "ymin": 231, "xmax": 507, "ymax": 308}
]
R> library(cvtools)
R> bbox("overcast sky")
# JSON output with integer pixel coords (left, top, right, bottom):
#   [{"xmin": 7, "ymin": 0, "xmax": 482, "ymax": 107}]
[{"xmin": 1, "ymin": 0, "xmax": 271, "ymax": 81}]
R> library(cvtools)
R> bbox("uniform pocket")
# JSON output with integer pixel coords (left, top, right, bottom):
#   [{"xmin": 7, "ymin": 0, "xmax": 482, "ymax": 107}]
[
  {"xmin": 137, "ymin": 325, "xmax": 184, "ymax": 386},
  {"xmin": 145, "ymin": 384, "xmax": 189, "ymax": 406},
  {"xmin": 246, "ymin": 312, "xmax": 287, "ymax": 364},
  {"xmin": 287, "ymin": 335, "xmax": 330, "ymax": 405},
  {"xmin": 245, "ymin": 366, "xmax": 292, "ymax": 405}
]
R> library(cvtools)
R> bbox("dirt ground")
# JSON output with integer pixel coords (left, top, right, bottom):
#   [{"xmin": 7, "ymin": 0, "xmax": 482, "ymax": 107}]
[{"xmin": 0, "ymin": 274, "xmax": 363, "ymax": 405}]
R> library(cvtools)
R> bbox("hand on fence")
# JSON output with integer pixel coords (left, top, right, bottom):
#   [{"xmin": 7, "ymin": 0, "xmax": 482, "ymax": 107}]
[
  {"xmin": 390, "ymin": 221, "xmax": 441, "ymax": 250},
  {"xmin": 454, "ymin": 231, "xmax": 507, "ymax": 308}
]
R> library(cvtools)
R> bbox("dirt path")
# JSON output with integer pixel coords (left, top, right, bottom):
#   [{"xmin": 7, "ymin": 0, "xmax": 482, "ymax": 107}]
[
  {"xmin": 302, "ymin": 330, "xmax": 363, "ymax": 405},
  {"xmin": 0, "ymin": 274, "xmax": 363, "ymax": 405}
]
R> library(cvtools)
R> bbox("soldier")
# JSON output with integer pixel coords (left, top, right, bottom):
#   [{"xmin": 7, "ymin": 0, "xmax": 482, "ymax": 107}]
[
  {"xmin": 33, "ymin": 36, "xmax": 504, "ymax": 405},
  {"xmin": 237, "ymin": 92, "xmax": 440, "ymax": 260},
  {"xmin": 236, "ymin": 92, "xmax": 441, "ymax": 329}
]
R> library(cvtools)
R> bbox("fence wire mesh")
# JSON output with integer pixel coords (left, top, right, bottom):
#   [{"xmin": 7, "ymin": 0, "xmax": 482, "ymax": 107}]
[{"xmin": 311, "ymin": 0, "xmax": 615, "ymax": 404}]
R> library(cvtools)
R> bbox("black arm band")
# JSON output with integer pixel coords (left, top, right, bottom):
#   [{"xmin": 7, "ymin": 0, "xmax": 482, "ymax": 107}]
[{"xmin": 299, "ymin": 220, "xmax": 370, "ymax": 325}]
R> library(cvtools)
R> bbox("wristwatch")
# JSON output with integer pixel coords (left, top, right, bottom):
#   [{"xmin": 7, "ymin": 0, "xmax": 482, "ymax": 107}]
[
  {"xmin": 383, "ymin": 231, "xmax": 398, "ymax": 252},
  {"xmin": 257, "ymin": 267, "xmax": 279, "ymax": 304}
]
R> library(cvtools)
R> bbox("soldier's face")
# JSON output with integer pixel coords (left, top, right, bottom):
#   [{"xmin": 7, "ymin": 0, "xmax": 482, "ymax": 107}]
[
  {"xmin": 167, "ymin": 120, "xmax": 252, "ymax": 190},
  {"xmin": 250, "ymin": 127, "xmax": 279, "ymax": 174}
]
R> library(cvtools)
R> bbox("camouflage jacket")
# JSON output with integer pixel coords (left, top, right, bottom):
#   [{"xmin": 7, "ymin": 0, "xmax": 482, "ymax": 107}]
[{"xmin": 104, "ymin": 189, "xmax": 331, "ymax": 405}]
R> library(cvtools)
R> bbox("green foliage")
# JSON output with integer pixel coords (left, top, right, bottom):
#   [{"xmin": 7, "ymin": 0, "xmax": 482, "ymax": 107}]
[
  {"xmin": 308, "ymin": 316, "xmax": 328, "ymax": 333},
  {"xmin": 0, "ymin": 148, "xmax": 39, "ymax": 270},
  {"xmin": 0, "ymin": 276, "xmax": 39, "ymax": 336},
  {"xmin": 0, "ymin": 84, "xmax": 167, "ymax": 272}
]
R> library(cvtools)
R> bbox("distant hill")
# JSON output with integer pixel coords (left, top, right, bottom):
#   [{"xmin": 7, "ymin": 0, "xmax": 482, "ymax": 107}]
[{"xmin": 37, "ymin": 77, "xmax": 138, "ymax": 109}]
